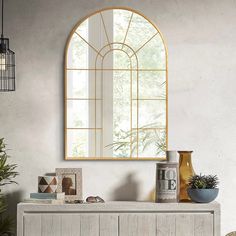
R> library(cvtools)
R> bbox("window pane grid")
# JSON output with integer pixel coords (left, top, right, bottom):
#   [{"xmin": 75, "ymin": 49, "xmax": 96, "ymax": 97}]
[
  {"xmin": 65, "ymin": 8, "xmax": 167, "ymax": 160},
  {"xmin": 67, "ymin": 98, "xmax": 103, "ymax": 100},
  {"xmin": 66, "ymin": 68, "xmax": 167, "ymax": 71}
]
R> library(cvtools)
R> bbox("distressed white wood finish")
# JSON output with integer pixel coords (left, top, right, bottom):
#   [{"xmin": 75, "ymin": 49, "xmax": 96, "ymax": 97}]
[
  {"xmin": 194, "ymin": 214, "xmax": 213, "ymax": 236},
  {"xmin": 61, "ymin": 214, "xmax": 81, "ymax": 236},
  {"xmin": 24, "ymin": 214, "xmax": 41, "ymax": 236},
  {"xmin": 17, "ymin": 201, "xmax": 220, "ymax": 213},
  {"xmin": 41, "ymin": 214, "xmax": 61, "ymax": 236},
  {"xmin": 156, "ymin": 213, "xmax": 213, "ymax": 236},
  {"xmin": 17, "ymin": 201, "xmax": 220, "ymax": 236},
  {"xmin": 80, "ymin": 214, "xmax": 99, "ymax": 236},
  {"xmin": 120, "ymin": 214, "xmax": 156, "ymax": 236},
  {"xmin": 176, "ymin": 214, "xmax": 195, "ymax": 236},
  {"xmin": 156, "ymin": 214, "xmax": 176, "ymax": 236},
  {"xmin": 100, "ymin": 214, "xmax": 118, "ymax": 236}
]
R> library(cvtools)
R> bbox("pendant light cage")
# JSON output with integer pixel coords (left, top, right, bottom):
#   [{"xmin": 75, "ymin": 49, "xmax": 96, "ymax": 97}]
[
  {"xmin": 0, "ymin": 38, "xmax": 15, "ymax": 91},
  {"xmin": 0, "ymin": 0, "xmax": 15, "ymax": 92}
]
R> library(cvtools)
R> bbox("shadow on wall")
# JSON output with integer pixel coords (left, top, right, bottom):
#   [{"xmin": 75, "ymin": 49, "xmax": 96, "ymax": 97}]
[
  {"xmin": 146, "ymin": 187, "xmax": 155, "ymax": 202},
  {"xmin": 111, "ymin": 173, "xmax": 139, "ymax": 201},
  {"xmin": 6, "ymin": 189, "xmax": 24, "ymax": 234}
]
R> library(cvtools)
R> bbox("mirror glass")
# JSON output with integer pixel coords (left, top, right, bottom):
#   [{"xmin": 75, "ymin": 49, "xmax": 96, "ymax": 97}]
[{"xmin": 65, "ymin": 8, "xmax": 167, "ymax": 160}]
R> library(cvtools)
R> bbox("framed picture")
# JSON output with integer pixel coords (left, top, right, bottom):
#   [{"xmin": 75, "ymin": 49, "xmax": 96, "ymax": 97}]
[{"xmin": 55, "ymin": 168, "xmax": 82, "ymax": 201}]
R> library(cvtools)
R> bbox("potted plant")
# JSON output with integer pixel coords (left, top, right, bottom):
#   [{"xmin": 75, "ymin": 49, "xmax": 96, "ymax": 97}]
[
  {"xmin": 0, "ymin": 138, "xmax": 18, "ymax": 235},
  {"xmin": 187, "ymin": 174, "xmax": 219, "ymax": 203}
]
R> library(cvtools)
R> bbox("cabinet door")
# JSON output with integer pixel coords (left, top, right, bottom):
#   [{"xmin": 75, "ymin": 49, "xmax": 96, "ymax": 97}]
[
  {"xmin": 24, "ymin": 214, "xmax": 41, "ymax": 236},
  {"xmin": 119, "ymin": 214, "xmax": 156, "ymax": 236},
  {"xmin": 80, "ymin": 214, "xmax": 99, "ymax": 236},
  {"xmin": 61, "ymin": 214, "xmax": 81, "ymax": 236},
  {"xmin": 79, "ymin": 214, "xmax": 119, "ymax": 236},
  {"xmin": 24, "ymin": 213, "xmax": 118, "ymax": 236},
  {"xmin": 41, "ymin": 214, "xmax": 62, "ymax": 236},
  {"xmin": 156, "ymin": 213, "xmax": 213, "ymax": 236},
  {"xmin": 100, "ymin": 214, "xmax": 119, "ymax": 236},
  {"xmin": 24, "ymin": 214, "xmax": 80, "ymax": 236},
  {"xmin": 23, "ymin": 212, "xmax": 213, "ymax": 236},
  {"xmin": 24, "ymin": 214, "xmax": 81, "ymax": 236},
  {"xmin": 193, "ymin": 214, "xmax": 214, "ymax": 236},
  {"xmin": 156, "ymin": 214, "xmax": 175, "ymax": 236}
]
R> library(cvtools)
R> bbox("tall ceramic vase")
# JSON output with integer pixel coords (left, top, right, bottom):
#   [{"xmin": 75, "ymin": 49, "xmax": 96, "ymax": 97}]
[{"xmin": 178, "ymin": 151, "xmax": 195, "ymax": 202}]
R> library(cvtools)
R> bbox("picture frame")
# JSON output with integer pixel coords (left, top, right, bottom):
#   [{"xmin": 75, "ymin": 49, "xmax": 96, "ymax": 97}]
[{"xmin": 55, "ymin": 168, "xmax": 82, "ymax": 201}]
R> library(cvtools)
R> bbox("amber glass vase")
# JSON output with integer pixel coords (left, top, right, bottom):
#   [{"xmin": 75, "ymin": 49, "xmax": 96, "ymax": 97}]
[{"xmin": 178, "ymin": 151, "xmax": 195, "ymax": 202}]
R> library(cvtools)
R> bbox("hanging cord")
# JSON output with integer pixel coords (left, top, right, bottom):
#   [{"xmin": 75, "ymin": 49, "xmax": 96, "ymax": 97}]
[{"xmin": 1, "ymin": 0, "xmax": 3, "ymax": 38}]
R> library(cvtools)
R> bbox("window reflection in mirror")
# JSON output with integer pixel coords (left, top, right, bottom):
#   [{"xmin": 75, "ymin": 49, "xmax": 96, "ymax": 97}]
[{"xmin": 65, "ymin": 8, "xmax": 167, "ymax": 160}]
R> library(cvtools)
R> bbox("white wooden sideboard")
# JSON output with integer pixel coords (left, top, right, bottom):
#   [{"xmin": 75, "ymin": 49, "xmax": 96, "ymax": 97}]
[{"xmin": 17, "ymin": 201, "xmax": 220, "ymax": 236}]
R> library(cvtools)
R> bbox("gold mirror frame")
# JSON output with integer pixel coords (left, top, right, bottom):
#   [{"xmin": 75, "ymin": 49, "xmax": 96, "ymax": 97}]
[{"xmin": 64, "ymin": 7, "xmax": 168, "ymax": 160}]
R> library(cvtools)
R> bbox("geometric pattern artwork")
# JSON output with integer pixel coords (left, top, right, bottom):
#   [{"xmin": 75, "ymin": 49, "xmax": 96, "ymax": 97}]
[{"xmin": 38, "ymin": 176, "xmax": 58, "ymax": 193}]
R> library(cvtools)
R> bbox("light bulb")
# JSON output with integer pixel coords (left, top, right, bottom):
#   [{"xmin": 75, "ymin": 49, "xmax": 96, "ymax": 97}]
[{"xmin": 0, "ymin": 54, "xmax": 6, "ymax": 71}]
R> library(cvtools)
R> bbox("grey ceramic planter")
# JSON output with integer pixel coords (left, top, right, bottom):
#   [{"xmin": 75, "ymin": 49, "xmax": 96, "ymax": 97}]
[{"xmin": 187, "ymin": 188, "xmax": 219, "ymax": 203}]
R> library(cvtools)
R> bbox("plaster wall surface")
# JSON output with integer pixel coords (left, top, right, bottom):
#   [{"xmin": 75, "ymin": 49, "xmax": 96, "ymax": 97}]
[{"xmin": 1, "ymin": 0, "xmax": 236, "ymax": 234}]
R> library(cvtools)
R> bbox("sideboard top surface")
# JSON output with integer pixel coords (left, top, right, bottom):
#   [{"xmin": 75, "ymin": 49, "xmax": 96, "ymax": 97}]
[{"xmin": 18, "ymin": 201, "xmax": 220, "ymax": 213}]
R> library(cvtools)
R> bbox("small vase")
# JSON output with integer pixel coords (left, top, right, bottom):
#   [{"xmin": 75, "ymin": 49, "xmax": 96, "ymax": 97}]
[
  {"xmin": 38, "ymin": 176, "xmax": 58, "ymax": 193},
  {"xmin": 178, "ymin": 151, "xmax": 195, "ymax": 202}
]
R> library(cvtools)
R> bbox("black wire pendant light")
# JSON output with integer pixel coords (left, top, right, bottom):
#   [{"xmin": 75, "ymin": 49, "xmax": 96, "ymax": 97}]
[{"xmin": 0, "ymin": 0, "xmax": 15, "ymax": 91}]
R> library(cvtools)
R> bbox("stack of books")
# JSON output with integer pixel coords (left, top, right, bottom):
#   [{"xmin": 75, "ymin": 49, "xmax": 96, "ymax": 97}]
[{"xmin": 24, "ymin": 192, "xmax": 65, "ymax": 204}]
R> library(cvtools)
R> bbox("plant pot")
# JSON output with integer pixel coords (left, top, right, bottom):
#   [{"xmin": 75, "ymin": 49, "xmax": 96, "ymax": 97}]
[{"xmin": 187, "ymin": 188, "xmax": 219, "ymax": 203}]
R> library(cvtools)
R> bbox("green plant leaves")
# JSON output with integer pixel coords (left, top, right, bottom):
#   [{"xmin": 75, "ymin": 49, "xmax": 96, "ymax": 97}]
[
  {"xmin": 188, "ymin": 174, "xmax": 219, "ymax": 189},
  {"xmin": 0, "ymin": 216, "xmax": 14, "ymax": 236},
  {"xmin": 0, "ymin": 138, "xmax": 18, "ymax": 235},
  {"xmin": 106, "ymin": 122, "xmax": 166, "ymax": 157}
]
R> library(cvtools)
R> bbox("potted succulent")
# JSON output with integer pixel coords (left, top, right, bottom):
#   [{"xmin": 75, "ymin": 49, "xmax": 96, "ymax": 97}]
[{"xmin": 187, "ymin": 174, "xmax": 219, "ymax": 203}]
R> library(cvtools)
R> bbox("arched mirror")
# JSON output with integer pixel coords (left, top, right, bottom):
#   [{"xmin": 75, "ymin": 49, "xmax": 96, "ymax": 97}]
[{"xmin": 65, "ymin": 7, "xmax": 168, "ymax": 160}]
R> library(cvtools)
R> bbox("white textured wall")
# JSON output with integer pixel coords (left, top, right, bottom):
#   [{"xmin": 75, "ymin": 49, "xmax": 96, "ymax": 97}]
[{"xmin": 1, "ymin": 0, "xmax": 236, "ymax": 234}]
